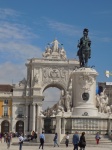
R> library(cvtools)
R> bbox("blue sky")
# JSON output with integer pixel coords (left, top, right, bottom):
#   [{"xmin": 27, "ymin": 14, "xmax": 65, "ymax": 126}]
[
  {"xmin": 0, "ymin": 1, "xmax": 112, "ymax": 109},
  {"xmin": 0, "ymin": 0, "xmax": 112, "ymax": 84}
]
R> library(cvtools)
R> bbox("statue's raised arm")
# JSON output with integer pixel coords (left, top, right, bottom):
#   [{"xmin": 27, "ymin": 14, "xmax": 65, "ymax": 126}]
[{"xmin": 77, "ymin": 28, "xmax": 91, "ymax": 67}]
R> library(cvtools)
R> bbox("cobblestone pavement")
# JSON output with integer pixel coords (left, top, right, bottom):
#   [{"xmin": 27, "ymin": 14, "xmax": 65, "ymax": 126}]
[{"xmin": 0, "ymin": 138, "xmax": 112, "ymax": 150}]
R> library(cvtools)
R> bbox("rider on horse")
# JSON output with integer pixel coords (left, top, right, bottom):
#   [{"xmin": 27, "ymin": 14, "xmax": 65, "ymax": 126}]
[{"xmin": 77, "ymin": 28, "xmax": 91, "ymax": 67}]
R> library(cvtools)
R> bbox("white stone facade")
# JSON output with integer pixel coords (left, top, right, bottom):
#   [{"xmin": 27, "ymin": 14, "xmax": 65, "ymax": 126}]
[{"xmin": 0, "ymin": 39, "xmax": 112, "ymax": 142}]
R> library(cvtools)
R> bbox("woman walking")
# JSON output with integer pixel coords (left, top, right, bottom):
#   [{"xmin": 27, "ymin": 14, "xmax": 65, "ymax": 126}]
[
  {"xmin": 53, "ymin": 133, "xmax": 59, "ymax": 147},
  {"xmin": 79, "ymin": 132, "xmax": 86, "ymax": 150}
]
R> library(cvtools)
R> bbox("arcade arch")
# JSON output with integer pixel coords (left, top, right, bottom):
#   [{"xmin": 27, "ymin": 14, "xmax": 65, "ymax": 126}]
[
  {"xmin": 16, "ymin": 120, "xmax": 24, "ymax": 134},
  {"xmin": 1, "ymin": 120, "xmax": 9, "ymax": 133}
]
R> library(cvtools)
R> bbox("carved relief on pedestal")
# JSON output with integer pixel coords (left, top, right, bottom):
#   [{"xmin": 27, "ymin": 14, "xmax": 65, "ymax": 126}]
[{"xmin": 78, "ymin": 72, "xmax": 95, "ymax": 92}]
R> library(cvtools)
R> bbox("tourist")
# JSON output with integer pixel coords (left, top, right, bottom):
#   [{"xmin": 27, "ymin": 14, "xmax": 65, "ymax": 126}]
[
  {"xmin": 0, "ymin": 132, "xmax": 2, "ymax": 143},
  {"xmin": 65, "ymin": 132, "xmax": 69, "ymax": 147},
  {"xmin": 39, "ymin": 132, "xmax": 45, "ymax": 149},
  {"xmin": 31, "ymin": 131, "xmax": 35, "ymax": 140},
  {"xmin": 4, "ymin": 133, "xmax": 7, "ymax": 142},
  {"xmin": 53, "ymin": 133, "xmax": 59, "ymax": 147},
  {"xmin": 18, "ymin": 133, "xmax": 24, "ymax": 150},
  {"xmin": 6, "ymin": 133, "xmax": 11, "ymax": 149},
  {"xmin": 79, "ymin": 132, "xmax": 86, "ymax": 150},
  {"xmin": 72, "ymin": 131, "xmax": 79, "ymax": 150},
  {"xmin": 95, "ymin": 132, "xmax": 101, "ymax": 144}
]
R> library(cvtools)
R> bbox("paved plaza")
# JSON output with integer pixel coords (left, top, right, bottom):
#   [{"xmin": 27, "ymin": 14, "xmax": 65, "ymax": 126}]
[{"xmin": 0, "ymin": 138, "xmax": 112, "ymax": 150}]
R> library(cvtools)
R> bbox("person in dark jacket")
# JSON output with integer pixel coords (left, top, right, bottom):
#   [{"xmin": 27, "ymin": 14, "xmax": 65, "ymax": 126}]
[
  {"xmin": 72, "ymin": 131, "xmax": 79, "ymax": 150},
  {"xmin": 53, "ymin": 133, "xmax": 59, "ymax": 147},
  {"xmin": 39, "ymin": 132, "xmax": 45, "ymax": 150},
  {"xmin": 79, "ymin": 132, "xmax": 86, "ymax": 150}
]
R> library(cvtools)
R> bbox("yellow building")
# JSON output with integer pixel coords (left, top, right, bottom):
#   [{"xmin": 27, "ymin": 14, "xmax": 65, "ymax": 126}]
[{"xmin": 0, "ymin": 85, "xmax": 13, "ymax": 133}]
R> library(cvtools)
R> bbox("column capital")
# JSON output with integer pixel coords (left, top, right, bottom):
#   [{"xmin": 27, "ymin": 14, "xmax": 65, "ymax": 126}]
[{"xmin": 32, "ymin": 103, "xmax": 36, "ymax": 106}]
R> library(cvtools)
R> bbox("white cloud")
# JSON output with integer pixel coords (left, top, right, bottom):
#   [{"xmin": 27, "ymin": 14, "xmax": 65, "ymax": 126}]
[
  {"xmin": 0, "ymin": 62, "xmax": 26, "ymax": 84},
  {"xmin": 93, "ymin": 10, "xmax": 112, "ymax": 15},
  {"xmin": 0, "ymin": 8, "xmax": 43, "ymax": 84},
  {"xmin": 42, "ymin": 88, "xmax": 61, "ymax": 110},
  {"xmin": 0, "ymin": 8, "xmax": 20, "ymax": 20},
  {"xmin": 46, "ymin": 19, "xmax": 81, "ymax": 36}
]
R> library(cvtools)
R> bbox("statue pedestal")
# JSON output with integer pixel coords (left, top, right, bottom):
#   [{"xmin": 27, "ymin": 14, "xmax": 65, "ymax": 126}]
[{"xmin": 71, "ymin": 67, "xmax": 98, "ymax": 116}]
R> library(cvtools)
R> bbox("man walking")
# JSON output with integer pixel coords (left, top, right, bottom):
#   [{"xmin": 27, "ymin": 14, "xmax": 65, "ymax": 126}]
[
  {"xmin": 72, "ymin": 131, "xmax": 79, "ymax": 150},
  {"xmin": 18, "ymin": 133, "xmax": 24, "ymax": 150},
  {"xmin": 39, "ymin": 132, "xmax": 45, "ymax": 150}
]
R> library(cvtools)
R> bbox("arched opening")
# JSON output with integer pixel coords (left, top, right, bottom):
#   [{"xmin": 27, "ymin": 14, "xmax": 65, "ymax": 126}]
[
  {"xmin": 42, "ymin": 85, "xmax": 65, "ymax": 134},
  {"xmin": 1, "ymin": 120, "xmax": 9, "ymax": 133},
  {"xmin": 42, "ymin": 87, "xmax": 61, "ymax": 110},
  {"xmin": 16, "ymin": 120, "xmax": 24, "ymax": 135}
]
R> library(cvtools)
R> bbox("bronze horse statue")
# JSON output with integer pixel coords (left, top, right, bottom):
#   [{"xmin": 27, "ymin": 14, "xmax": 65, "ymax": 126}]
[{"xmin": 77, "ymin": 28, "xmax": 91, "ymax": 67}]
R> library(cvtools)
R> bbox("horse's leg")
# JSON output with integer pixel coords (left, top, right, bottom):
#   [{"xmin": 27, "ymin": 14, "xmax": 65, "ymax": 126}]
[{"xmin": 84, "ymin": 56, "xmax": 88, "ymax": 67}]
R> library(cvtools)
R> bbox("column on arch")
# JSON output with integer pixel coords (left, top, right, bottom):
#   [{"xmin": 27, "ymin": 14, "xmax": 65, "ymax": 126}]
[
  {"xmin": 32, "ymin": 103, "xmax": 36, "ymax": 131},
  {"xmin": 24, "ymin": 104, "xmax": 29, "ymax": 134},
  {"xmin": 36, "ymin": 103, "xmax": 43, "ymax": 133}
]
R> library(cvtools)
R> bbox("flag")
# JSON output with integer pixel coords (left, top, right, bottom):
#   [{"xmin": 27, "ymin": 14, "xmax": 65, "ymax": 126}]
[{"xmin": 105, "ymin": 70, "xmax": 109, "ymax": 78}]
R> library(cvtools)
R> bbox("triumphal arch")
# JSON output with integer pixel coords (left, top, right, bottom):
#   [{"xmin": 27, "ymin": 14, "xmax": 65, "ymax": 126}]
[
  {"xmin": 12, "ymin": 38, "xmax": 112, "ymax": 143},
  {"xmin": 12, "ymin": 39, "xmax": 79, "ymax": 135}
]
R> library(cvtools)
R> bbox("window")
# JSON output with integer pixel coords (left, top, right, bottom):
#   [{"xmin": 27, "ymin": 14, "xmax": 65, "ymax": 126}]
[
  {"xmin": 4, "ymin": 106, "xmax": 8, "ymax": 116},
  {"xmin": 4, "ymin": 100, "xmax": 8, "ymax": 104},
  {"xmin": 18, "ymin": 107, "xmax": 23, "ymax": 115}
]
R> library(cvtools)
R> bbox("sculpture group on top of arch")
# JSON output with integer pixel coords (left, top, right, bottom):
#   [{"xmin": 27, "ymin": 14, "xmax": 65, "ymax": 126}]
[{"xmin": 42, "ymin": 39, "xmax": 67, "ymax": 60}]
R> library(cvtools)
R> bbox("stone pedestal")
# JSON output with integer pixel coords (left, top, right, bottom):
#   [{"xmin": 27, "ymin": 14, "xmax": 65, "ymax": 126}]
[{"xmin": 72, "ymin": 67, "xmax": 98, "ymax": 116}]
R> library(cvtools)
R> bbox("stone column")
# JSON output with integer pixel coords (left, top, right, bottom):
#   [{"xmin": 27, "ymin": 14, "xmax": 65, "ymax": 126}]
[
  {"xmin": 24, "ymin": 104, "xmax": 28, "ymax": 134},
  {"xmin": 38, "ymin": 116, "xmax": 44, "ymax": 134},
  {"xmin": 32, "ymin": 103, "xmax": 36, "ymax": 131},
  {"xmin": 56, "ymin": 115, "xmax": 61, "ymax": 143},
  {"xmin": 37, "ymin": 104, "xmax": 42, "ymax": 133},
  {"xmin": 61, "ymin": 118, "xmax": 65, "ymax": 134},
  {"xmin": 12, "ymin": 104, "xmax": 16, "ymax": 132},
  {"xmin": 29, "ymin": 104, "xmax": 32, "ymax": 131}
]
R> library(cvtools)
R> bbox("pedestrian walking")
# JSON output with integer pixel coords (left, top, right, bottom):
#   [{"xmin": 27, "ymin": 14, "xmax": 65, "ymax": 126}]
[
  {"xmin": 72, "ymin": 131, "xmax": 79, "ymax": 150},
  {"xmin": 79, "ymin": 132, "xmax": 86, "ymax": 150},
  {"xmin": 65, "ymin": 132, "xmax": 69, "ymax": 147},
  {"xmin": 39, "ymin": 132, "xmax": 45, "ymax": 150},
  {"xmin": 4, "ymin": 133, "xmax": 7, "ymax": 142},
  {"xmin": 0, "ymin": 132, "xmax": 2, "ymax": 143},
  {"xmin": 95, "ymin": 132, "xmax": 101, "ymax": 144},
  {"xmin": 6, "ymin": 133, "xmax": 11, "ymax": 149},
  {"xmin": 53, "ymin": 133, "xmax": 59, "ymax": 147},
  {"xmin": 18, "ymin": 133, "xmax": 24, "ymax": 150}
]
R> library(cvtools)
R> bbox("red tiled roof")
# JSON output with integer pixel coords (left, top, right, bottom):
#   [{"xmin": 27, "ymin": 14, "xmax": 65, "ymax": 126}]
[{"xmin": 0, "ymin": 85, "xmax": 13, "ymax": 92}]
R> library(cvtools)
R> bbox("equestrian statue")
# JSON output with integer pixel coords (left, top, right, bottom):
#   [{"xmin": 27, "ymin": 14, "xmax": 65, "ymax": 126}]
[{"xmin": 77, "ymin": 28, "xmax": 91, "ymax": 67}]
